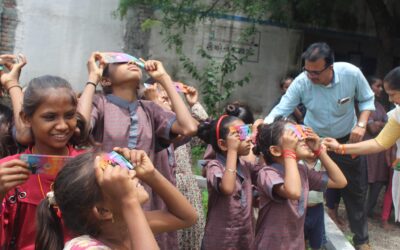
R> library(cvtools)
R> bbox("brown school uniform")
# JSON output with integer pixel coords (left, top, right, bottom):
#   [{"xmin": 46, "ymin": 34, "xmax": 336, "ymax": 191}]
[
  {"xmin": 90, "ymin": 94, "xmax": 178, "ymax": 249},
  {"xmin": 202, "ymin": 154, "xmax": 258, "ymax": 250},
  {"xmin": 254, "ymin": 163, "xmax": 328, "ymax": 250}
]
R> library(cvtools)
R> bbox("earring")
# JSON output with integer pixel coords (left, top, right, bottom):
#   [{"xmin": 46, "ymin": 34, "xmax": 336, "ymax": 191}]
[{"xmin": 111, "ymin": 215, "xmax": 115, "ymax": 224}]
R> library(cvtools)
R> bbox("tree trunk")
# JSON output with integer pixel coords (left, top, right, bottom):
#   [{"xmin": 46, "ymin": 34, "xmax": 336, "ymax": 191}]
[{"xmin": 365, "ymin": 0, "xmax": 396, "ymax": 78}]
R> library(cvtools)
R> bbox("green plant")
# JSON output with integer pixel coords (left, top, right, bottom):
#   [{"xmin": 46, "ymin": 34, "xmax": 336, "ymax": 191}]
[
  {"xmin": 117, "ymin": 0, "xmax": 267, "ymax": 115},
  {"xmin": 202, "ymin": 189, "xmax": 208, "ymax": 216},
  {"xmin": 191, "ymin": 144, "xmax": 206, "ymax": 175}
]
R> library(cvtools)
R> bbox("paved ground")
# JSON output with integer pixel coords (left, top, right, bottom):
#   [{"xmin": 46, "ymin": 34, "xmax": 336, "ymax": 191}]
[{"xmin": 336, "ymin": 201, "xmax": 400, "ymax": 250}]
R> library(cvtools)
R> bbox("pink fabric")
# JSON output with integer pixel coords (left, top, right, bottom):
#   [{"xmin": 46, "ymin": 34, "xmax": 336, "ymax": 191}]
[
  {"xmin": 382, "ymin": 170, "xmax": 393, "ymax": 221},
  {"xmin": 0, "ymin": 145, "xmax": 84, "ymax": 250},
  {"xmin": 64, "ymin": 235, "xmax": 111, "ymax": 250}
]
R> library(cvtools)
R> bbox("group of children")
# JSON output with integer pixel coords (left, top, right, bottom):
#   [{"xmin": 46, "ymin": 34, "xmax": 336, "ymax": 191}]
[{"xmin": 0, "ymin": 52, "xmax": 349, "ymax": 250}]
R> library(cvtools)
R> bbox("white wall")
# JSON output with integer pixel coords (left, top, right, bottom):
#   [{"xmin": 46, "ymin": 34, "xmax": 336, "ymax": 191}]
[
  {"xmin": 146, "ymin": 18, "xmax": 304, "ymax": 115},
  {"xmin": 14, "ymin": 0, "xmax": 124, "ymax": 90},
  {"xmin": 11, "ymin": 2, "xmax": 304, "ymax": 114}
]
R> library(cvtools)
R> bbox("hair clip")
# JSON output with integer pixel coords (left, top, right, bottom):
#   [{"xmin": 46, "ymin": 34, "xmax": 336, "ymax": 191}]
[
  {"xmin": 203, "ymin": 119, "xmax": 212, "ymax": 125},
  {"xmin": 46, "ymin": 191, "xmax": 57, "ymax": 207}
]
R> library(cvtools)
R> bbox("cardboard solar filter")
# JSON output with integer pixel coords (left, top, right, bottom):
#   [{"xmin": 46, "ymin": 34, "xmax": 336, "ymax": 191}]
[
  {"xmin": 143, "ymin": 81, "xmax": 189, "ymax": 94},
  {"xmin": 98, "ymin": 151, "xmax": 135, "ymax": 170},
  {"xmin": 230, "ymin": 124, "xmax": 252, "ymax": 141},
  {"xmin": 285, "ymin": 123, "xmax": 307, "ymax": 139},
  {"xmin": 101, "ymin": 52, "xmax": 145, "ymax": 68},
  {"xmin": 20, "ymin": 154, "xmax": 73, "ymax": 175}
]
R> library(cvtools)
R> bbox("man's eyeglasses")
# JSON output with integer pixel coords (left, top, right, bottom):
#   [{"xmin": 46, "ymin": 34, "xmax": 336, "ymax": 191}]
[{"xmin": 302, "ymin": 64, "xmax": 331, "ymax": 76}]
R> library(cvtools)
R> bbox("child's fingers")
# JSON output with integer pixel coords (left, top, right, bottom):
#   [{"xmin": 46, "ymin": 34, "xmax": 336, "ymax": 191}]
[
  {"xmin": 3, "ymin": 180, "xmax": 29, "ymax": 191},
  {"xmin": 17, "ymin": 53, "xmax": 27, "ymax": 65},
  {"xmin": 94, "ymin": 51, "xmax": 103, "ymax": 60},
  {"xmin": 134, "ymin": 150, "xmax": 148, "ymax": 166},
  {"xmin": 116, "ymin": 165, "xmax": 130, "ymax": 176},
  {"xmin": 1, "ymin": 173, "xmax": 30, "ymax": 183},
  {"xmin": 0, "ymin": 166, "xmax": 30, "ymax": 176},
  {"xmin": 112, "ymin": 147, "xmax": 131, "ymax": 160},
  {"xmin": 186, "ymin": 86, "xmax": 195, "ymax": 93},
  {"xmin": 141, "ymin": 58, "xmax": 153, "ymax": 72},
  {"xmin": 88, "ymin": 52, "xmax": 98, "ymax": 63},
  {"xmin": 128, "ymin": 170, "xmax": 137, "ymax": 179},
  {"xmin": 94, "ymin": 157, "xmax": 105, "ymax": 184},
  {"xmin": 0, "ymin": 54, "xmax": 16, "ymax": 63},
  {"xmin": 124, "ymin": 150, "xmax": 138, "ymax": 165},
  {"xmin": 3, "ymin": 61, "xmax": 13, "ymax": 71},
  {"xmin": 144, "ymin": 60, "xmax": 158, "ymax": 71},
  {"xmin": 1, "ymin": 159, "xmax": 28, "ymax": 169}
]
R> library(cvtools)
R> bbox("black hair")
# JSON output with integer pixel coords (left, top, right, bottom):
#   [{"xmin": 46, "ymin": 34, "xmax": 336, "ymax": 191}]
[
  {"xmin": 197, "ymin": 115, "xmax": 240, "ymax": 154},
  {"xmin": 252, "ymin": 117, "xmax": 292, "ymax": 165},
  {"xmin": 301, "ymin": 42, "xmax": 334, "ymax": 67},
  {"xmin": 225, "ymin": 102, "xmax": 254, "ymax": 124},
  {"xmin": 23, "ymin": 75, "xmax": 76, "ymax": 117},
  {"xmin": 279, "ymin": 77, "xmax": 293, "ymax": 89},
  {"xmin": 0, "ymin": 103, "xmax": 17, "ymax": 157},
  {"xmin": 367, "ymin": 76, "xmax": 381, "ymax": 87},
  {"xmin": 384, "ymin": 66, "xmax": 400, "ymax": 91},
  {"xmin": 35, "ymin": 152, "xmax": 103, "ymax": 250},
  {"xmin": 22, "ymin": 75, "xmax": 92, "ymax": 147}
]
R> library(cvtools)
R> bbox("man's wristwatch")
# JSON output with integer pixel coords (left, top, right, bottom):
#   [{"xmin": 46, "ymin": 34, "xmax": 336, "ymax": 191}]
[{"xmin": 356, "ymin": 121, "xmax": 366, "ymax": 128}]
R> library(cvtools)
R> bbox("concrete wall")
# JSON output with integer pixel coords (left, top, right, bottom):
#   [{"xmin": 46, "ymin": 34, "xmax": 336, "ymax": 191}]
[
  {"xmin": 0, "ymin": 0, "xmax": 18, "ymax": 55},
  {"xmin": 2, "ymin": 1, "xmax": 304, "ymax": 115},
  {"xmin": 138, "ymin": 18, "xmax": 304, "ymax": 116},
  {"xmin": 12, "ymin": 0, "xmax": 125, "ymax": 90}
]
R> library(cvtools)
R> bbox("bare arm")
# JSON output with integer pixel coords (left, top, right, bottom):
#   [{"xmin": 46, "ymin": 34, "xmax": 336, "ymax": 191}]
[
  {"xmin": 274, "ymin": 157, "xmax": 302, "ymax": 200},
  {"xmin": 122, "ymin": 194, "xmax": 159, "ymax": 250},
  {"xmin": 218, "ymin": 150, "xmax": 238, "ymax": 195},
  {"xmin": 77, "ymin": 52, "xmax": 104, "ymax": 124},
  {"xmin": 115, "ymin": 148, "xmax": 197, "ymax": 234},
  {"xmin": 324, "ymin": 116, "xmax": 400, "ymax": 155},
  {"xmin": 323, "ymin": 137, "xmax": 386, "ymax": 156},
  {"xmin": 318, "ymin": 150, "xmax": 347, "ymax": 188},
  {"xmin": 305, "ymin": 128, "xmax": 347, "ymax": 188},
  {"xmin": 143, "ymin": 60, "xmax": 198, "ymax": 136},
  {"xmin": 0, "ymin": 159, "xmax": 30, "ymax": 202},
  {"xmin": 215, "ymin": 129, "xmax": 242, "ymax": 195},
  {"xmin": 95, "ymin": 162, "xmax": 159, "ymax": 250},
  {"xmin": 273, "ymin": 130, "xmax": 302, "ymax": 200},
  {"xmin": 0, "ymin": 54, "xmax": 33, "ymax": 145}
]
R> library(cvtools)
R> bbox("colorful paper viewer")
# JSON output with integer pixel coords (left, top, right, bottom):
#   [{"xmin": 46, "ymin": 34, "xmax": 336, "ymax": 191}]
[
  {"xmin": 285, "ymin": 124, "xmax": 307, "ymax": 139},
  {"xmin": 230, "ymin": 124, "xmax": 252, "ymax": 141},
  {"xmin": 98, "ymin": 151, "xmax": 135, "ymax": 170},
  {"xmin": 20, "ymin": 154, "xmax": 73, "ymax": 175},
  {"xmin": 102, "ymin": 52, "xmax": 145, "ymax": 68}
]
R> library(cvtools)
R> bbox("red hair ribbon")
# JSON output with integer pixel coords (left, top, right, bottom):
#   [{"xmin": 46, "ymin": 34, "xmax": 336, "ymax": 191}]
[{"xmin": 216, "ymin": 115, "xmax": 228, "ymax": 142}]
